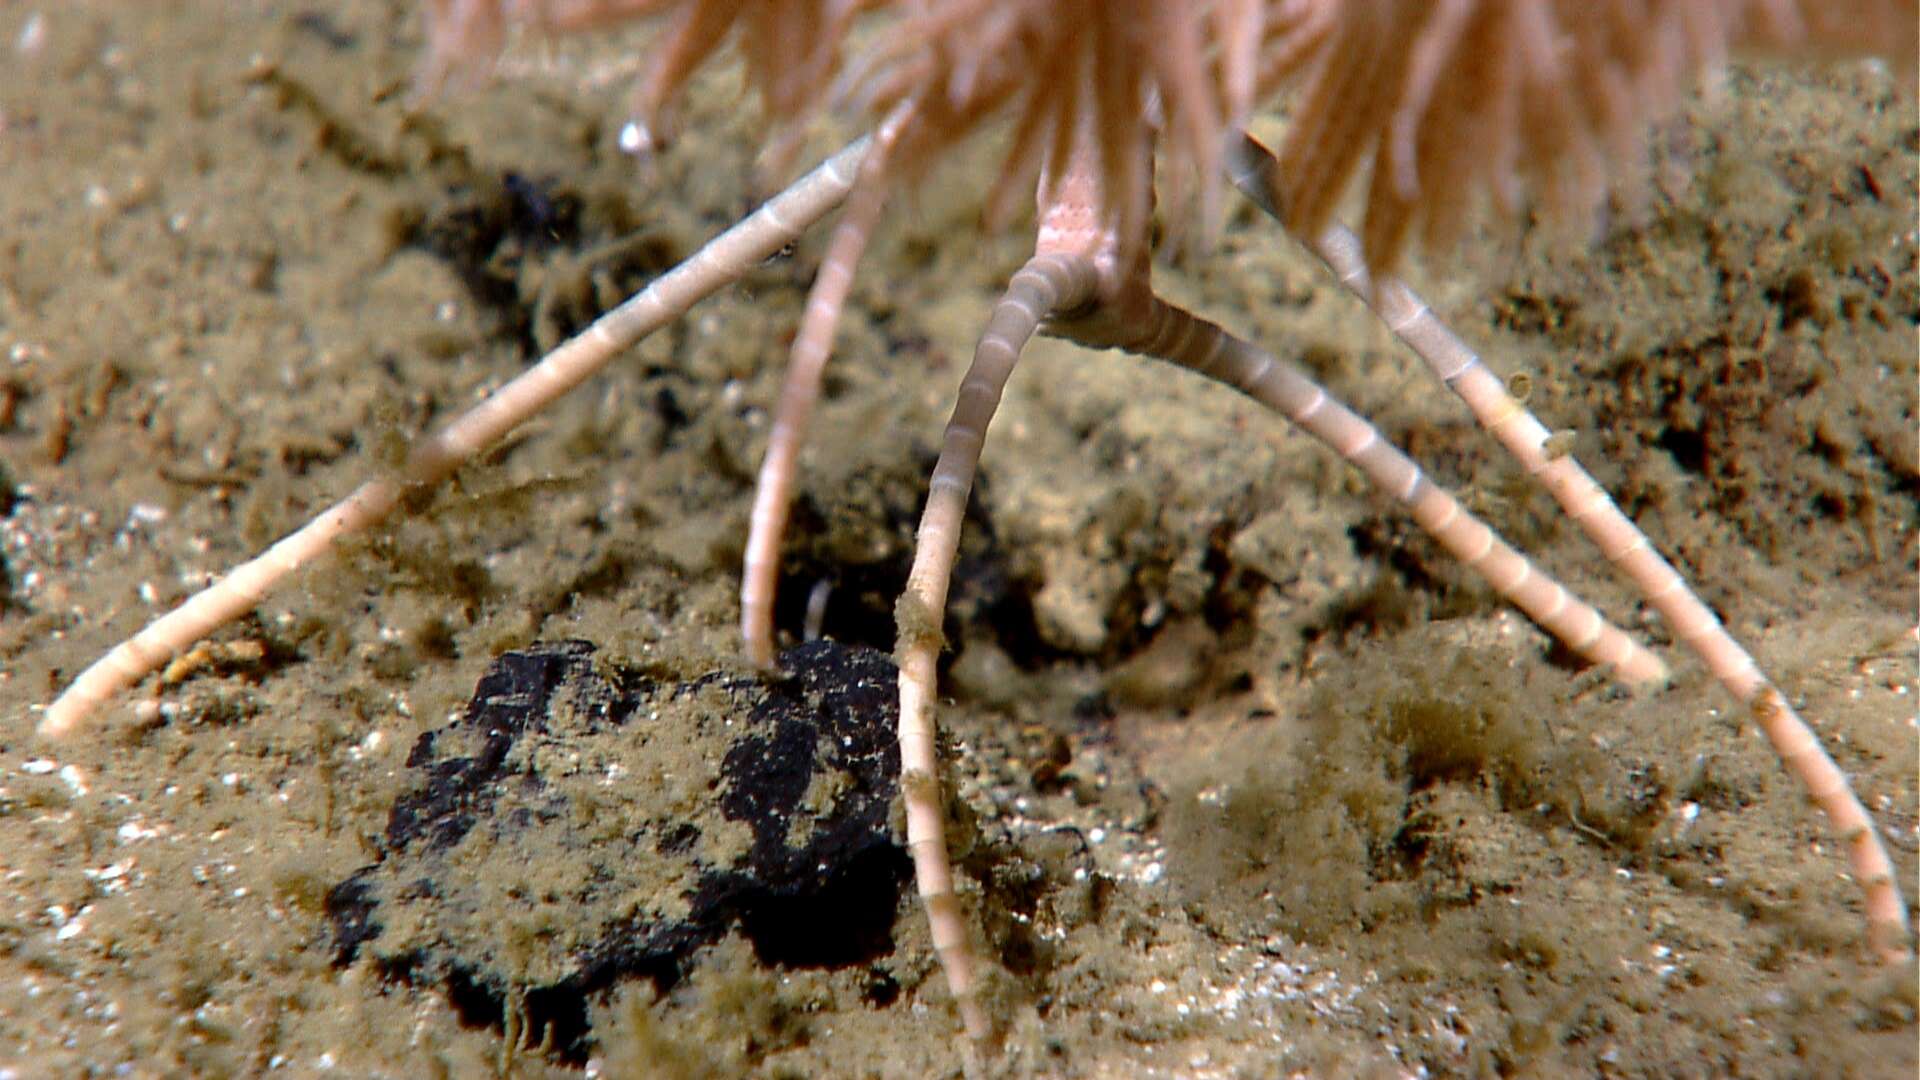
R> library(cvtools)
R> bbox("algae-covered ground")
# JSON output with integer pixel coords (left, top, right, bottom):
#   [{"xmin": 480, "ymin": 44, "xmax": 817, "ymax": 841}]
[{"xmin": 0, "ymin": 4, "xmax": 1914, "ymax": 1077}]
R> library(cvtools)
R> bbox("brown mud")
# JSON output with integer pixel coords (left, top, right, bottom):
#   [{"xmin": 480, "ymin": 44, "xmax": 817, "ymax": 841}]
[{"xmin": 0, "ymin": 5, "xmax": 1914, "ymax": 1077}]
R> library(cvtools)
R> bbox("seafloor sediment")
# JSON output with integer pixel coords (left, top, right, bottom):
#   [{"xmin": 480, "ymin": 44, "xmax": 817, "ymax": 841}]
[{"xmin": 0, "ymin": 5, "xmax": 1914, "ymax": 1076}]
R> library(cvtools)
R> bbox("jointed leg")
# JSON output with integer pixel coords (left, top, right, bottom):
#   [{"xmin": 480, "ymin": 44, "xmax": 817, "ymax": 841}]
[
  {"xmin": 895, "ymin": 111, "xmax": 1662, "ymax": 1039},
  {"xmin": 896, "ymin": 258, "xmax": 1658, "ymax": 1041},
  {"xmin": 1319, "ymin": 214, "xmax": 1912, "ymax": 962},
  {"xmin": 39, "ymin": 134, "xmax": 875, "ymax": 738},
  {"xmin": 740, "ymin": 108, "xmax": 910, "ymax": 669},
  {"xmin": 1224, "ymin": 131, "xmax": 1911, "ymax": 962},
  {"xmin": 895, "ymin": 251, "xmax": 1101, "ymax": 1042},
  {"xmin": 1050, "ymin": 297, "xmax": 1666, "ymax": 684}
]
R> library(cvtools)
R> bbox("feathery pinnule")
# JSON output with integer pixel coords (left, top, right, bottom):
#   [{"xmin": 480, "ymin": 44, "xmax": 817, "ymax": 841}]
[
  {"xmin": 1270, "ymin": 0, "xmax": 1427, "ymax": 258},
  {"xmin": 418, "ymin": 0, "xmax": 855, "ymax": 155},
  {"xmin": 1273, "ymin": 0, "xmax": 1920, "ymax": 268},
  {"xmin": 621, "ymin": 0, "xmax": 746, "ymax": 154},
  {"xmin": 1253, "ymin": 0, "xmax": 1339, "ymax": 100},
  {"xmin": 422, "ymin": 1, "xmax": 1248, "ymax": 257},
  {"xmin": 855, "ymin": 0, "xmax": 1237, "ymax": 258},
  {"xmin": 415, "ymin": 0, "xmax": 669, "ymax": 95},
  {"xmin": 417, "ymin": 2, "xmax": 1915, "ymax": 270}
]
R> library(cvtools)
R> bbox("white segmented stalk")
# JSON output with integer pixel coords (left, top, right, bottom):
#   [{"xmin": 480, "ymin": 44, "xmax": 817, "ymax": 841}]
[
  {"xmin": 39, "ymin": 134, "xmax": 875, "ymax": 739},
  {"xmin": 1053, "ymin": 299, "xmax": 1664, "ymax": 684},
  {"xmin": 1369, "ymin": 259, "xmax": 1911, "ymax": 959},
  {"xmin": 1225, "ymin": 130, "xmax": 1911, "ymax": 963},
  {"xmin": 741, "ymin": 106, "xmax": 910, "ymax": 669},
  {"xmin": 896, "ymin": 252, "xmax": 1100, "ymax": 1042}
]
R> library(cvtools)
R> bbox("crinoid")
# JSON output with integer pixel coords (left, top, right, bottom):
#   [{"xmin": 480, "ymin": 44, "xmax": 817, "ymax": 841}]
[{"xmin": 8, "ymin": 1, "xmax": 1915, "ymax": 1073}]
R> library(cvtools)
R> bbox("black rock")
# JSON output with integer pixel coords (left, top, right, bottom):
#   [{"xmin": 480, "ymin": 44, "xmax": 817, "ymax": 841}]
[{"xmin": 324, "ymin": 639, "xmax": 909, "ymax": 1062}]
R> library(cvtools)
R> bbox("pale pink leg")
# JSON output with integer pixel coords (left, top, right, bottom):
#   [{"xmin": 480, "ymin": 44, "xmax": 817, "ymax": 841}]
[
  {"xmin": 739, "ymin": 131, "xmax": 899, "ymax": 668},
  {"xmin": 1052, "ymin": 298, "xmax": 1665, "ymax": 683},
  {"xmin": 39, "ymin": 135, "xmax": 873, "ymax": 738},
  {"xmin": 1225, "ymin": 130, "xmax": 1912, "ymax": 963},
  {"xmin": 896, "ymin": 251, "xmax": 1102, "ymax": 1042}
]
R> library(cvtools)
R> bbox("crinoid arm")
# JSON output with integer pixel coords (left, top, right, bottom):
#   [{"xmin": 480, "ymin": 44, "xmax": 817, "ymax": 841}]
[
  {"xmin": 38, "ymin": 135, "xmax": 874, "ymax": 739},
  {"xmin": 741, "ymin": 105, "xmax": 913, "ymax": 669},
  {"xmin": 1224, "ymin": 128, "xmax": 1912, "ymax": 965},
  {"xmin": 1049, "ymin": 294, "xmax": 1666, "ymax": 686},
  {"xmin": 895, "ymin": 251, "xmax": 1103, "ymax": 1042}
]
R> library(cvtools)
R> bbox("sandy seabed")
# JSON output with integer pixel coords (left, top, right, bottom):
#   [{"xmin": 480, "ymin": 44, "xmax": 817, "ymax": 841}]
[{"xmin": 0, "ymin": 4, "xmax": 1914, "ymax": 1077}]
